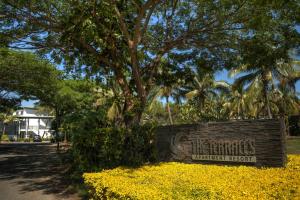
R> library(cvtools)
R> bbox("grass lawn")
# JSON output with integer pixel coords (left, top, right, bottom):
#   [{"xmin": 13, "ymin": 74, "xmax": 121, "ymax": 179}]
[{"xmin": 287, "ymin": 137, "xmax": 300, "ymax": 154}]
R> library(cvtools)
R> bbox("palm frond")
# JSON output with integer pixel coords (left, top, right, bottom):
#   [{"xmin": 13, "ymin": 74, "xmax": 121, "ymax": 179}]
[
  {"xmin": 232, "ymin": 71, "xmax": 260, "ymax": 90},
  {"xmin": 213, "ymin": 81, "xmax": 231, "ymax": 93},
  {"xmin": 229, "ymin": 64, "xmax": 248, "ymax": 78},
  {"xmin": 107, "ymin": 102, "xmax": 120, "ymax": 121},
  {"xmin": 185, "ymin": 90, "xmax": 198, "ymax": 99}
]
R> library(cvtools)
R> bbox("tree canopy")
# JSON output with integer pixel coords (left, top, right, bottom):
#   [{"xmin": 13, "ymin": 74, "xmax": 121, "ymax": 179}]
[
  {"xmin": 0, "ymin": 48, "xmax": 60, "ymax": 112},
  {"xmin": 1, "ymin": 0, "xmax": 299, "ymax": 125}
]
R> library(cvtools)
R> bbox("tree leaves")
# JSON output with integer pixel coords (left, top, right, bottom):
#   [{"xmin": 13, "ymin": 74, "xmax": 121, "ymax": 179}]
[{"xmin": 0, "ymin": 48, "xmax": 60, "ymax": 104}]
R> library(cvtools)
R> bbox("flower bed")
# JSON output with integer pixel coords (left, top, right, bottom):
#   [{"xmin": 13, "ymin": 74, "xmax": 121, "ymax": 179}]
[{"xmin": 83, "ymin": 155, "xmax": 300, "ymax": 200}]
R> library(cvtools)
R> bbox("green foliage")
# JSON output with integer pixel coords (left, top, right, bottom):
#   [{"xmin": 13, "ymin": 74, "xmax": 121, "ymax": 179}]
[
  {"xmin": 69, "ymin": 110, "xmax": 157, "ymax": 172},
  {"xmin": 24, "ymin": 138, "xmax": 33, "ymax": 143},
  {"xmin": 72, "ymin": 127, "xmax": 157, "ymax": 172},
  {"xmin": 289, "ymin": 116, "xmax": 300, "ymax": 136},
  {"xmin": 142, "ymin": 100, "xmax": 168, "ymax": 124},
  {"xmin": 45, "ymin": 79, "xmax": 96, "ymax": 112},
  {"xmin": 0, "ymin": 112, "xmax": 15, "ymax": 124},
  {"xmin": 229, "ymin": 57, "xmax": 300, "ymax": 118},
  {"xmin": 0, "ymin": 2, "xmax": 299, "ymax": 181},
  {"xmin": 2, "ymin": 0, "xmax": 299, "ymax": 125},
  {"xmin": 287, "ymin": 138, "xmax": 300, "ymax": 154},
  {"xmin": 122, "ymin": 124, "xmax": 157, "ymax": 166},
  {"xmin": 38, "ymin": 79, "xmax": 100, "ymax": 141},
  {"xmin": 0, "ymin": 98, "xmax": 20, "ymax": 113},
  {"xmin": 0, "ymin": 48, "xmax": 60, "ymax": 102},
  {"xmin": 178, "ymin": 95, "xmax": 230, "ymax": 123},
  {"xmin": 0, "ymin": 133, "xmax": 9, "ymax": 142},
  {"xmin": 17, "ymin": 138, "xmax": 25, "ymax": 142}
]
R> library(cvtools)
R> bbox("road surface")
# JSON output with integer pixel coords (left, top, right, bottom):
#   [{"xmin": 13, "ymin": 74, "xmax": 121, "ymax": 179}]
[{"xmin": 0, "ymin": 142, "xmax": 80, "ymax": 200}]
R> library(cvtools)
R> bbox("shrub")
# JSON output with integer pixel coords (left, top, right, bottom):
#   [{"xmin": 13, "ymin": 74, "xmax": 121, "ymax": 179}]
[
  {"xmin": 83, "ymin": 155, "xmax": 300, "ymax": 200},
  {"xmin": 24, "ymin": 138, "xmax": 33, "ymax": 142},
  {"xmin": 0, "ymin": 133, "xmax": 9, "ymax": 141},
  {"xmin": 69, "ymin": 110, "xmax": 157, "ymax": 173},
  {"xmin": 71, "ymin": 125, "xmax": 157, "ymax": 173},
  {"xmin": 121, "ymin": 124, "xmax": 157, "ymax": 166}
]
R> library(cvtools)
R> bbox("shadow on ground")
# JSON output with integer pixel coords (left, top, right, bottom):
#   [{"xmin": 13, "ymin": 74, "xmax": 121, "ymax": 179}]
[{"xmin": 0, "ymin": 143, "xmax": 79, "ymax": 199}]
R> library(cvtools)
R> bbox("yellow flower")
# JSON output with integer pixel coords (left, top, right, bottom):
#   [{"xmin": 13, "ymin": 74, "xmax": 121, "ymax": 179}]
[{"xmin": 83, "ymin": 155, "xmax": 300, "ymax": 200}]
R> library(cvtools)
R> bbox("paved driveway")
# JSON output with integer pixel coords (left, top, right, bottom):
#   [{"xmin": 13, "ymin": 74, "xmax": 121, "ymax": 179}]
[{"xmin": 0, "ymin": 143, "xmax": 80, "ymax": 200}]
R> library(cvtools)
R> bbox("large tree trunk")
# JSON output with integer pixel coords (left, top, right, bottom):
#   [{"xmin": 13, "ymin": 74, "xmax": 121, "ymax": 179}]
[
  {"xmin": 237, "ymin": 101, "xmax": 240, "ymax": 119},
  {"xmin": 113, "ymin": 62, "xmax": 146, "ymax": 127},
  {"xmin": 262, "ymin": 80, "xmax": 272, "ymax": 119},
  {"xmin": 2, "ymin": 124, "xmax": 6, "ymax": 135},
  {"xmin": 240, "ymin": 99, "xmax": 245, "ymax": 120},
  {"xmin": 121, "ymin": 95, "xmax": 147, "ymax": 128},
  {"xmin": 123, "ymin": 98, "xmax": 136, "ymax": 127},
  {"xmin": 279, "ymin": 98, "xmax": 290, "ymax": 136},
  {"xmin": 64, "ymin": 131, "xmax": 67, "ymax": 143},
  {"xmin": 266, "ymin": 100, "xmax": 272, "ymax": 119},
  {"xmin": 0, "ymin": 123, "xmax": 5, "ymax": 142},
  {"xmin": 116, "ymin": 78, "xmax": 148, "ymax": 127},
  {"xmin": 0, "ymin": 124, "xmax": 5, "ymax": 141}
]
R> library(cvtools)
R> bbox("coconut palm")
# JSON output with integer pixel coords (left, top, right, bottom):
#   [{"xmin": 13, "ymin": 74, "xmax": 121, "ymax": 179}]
[
  {"xmin": 230, "ymin": 59, "xmax": 300, "ymax": 119},
  {"xmin": 182, "ymin": 72, "xmax": 230, "ymax": 109},
  {"xmin": 94, "ymin": 86, "xmax": 123, "ymax": 124},
  {"xmin": 146, "ymin": 84, "xmax": 181, "ymax": 125},
  {"xmin": 0, "ymin": 111, "xmax": 15, "ymax": 136},
  {"xmin": 230, "ymin": 60, "xmax": 300, "ymax": 119},
  {"xmin": 223, "ymin": 85, "xmax": 248, "ymax": 119},
  {"xmin": 274, "ymin": 63, "xmax": 300, "ymax": 117}
]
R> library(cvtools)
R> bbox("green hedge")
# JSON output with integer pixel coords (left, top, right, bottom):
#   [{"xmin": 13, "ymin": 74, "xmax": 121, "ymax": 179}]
[{"xmin": 71, "ymin": 124, "xmax": 157, "ymax": 173}]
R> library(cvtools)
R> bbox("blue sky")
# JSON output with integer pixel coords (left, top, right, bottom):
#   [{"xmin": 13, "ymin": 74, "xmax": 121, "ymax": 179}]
[{"xmin": 215, "ymin": 69, "xmax": 234, "ymax": 84}]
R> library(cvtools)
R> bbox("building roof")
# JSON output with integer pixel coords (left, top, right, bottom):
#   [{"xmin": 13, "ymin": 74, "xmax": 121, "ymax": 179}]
[{"xmin": 15, "ymin": 116, "xmax": 54, "ymax": 119}]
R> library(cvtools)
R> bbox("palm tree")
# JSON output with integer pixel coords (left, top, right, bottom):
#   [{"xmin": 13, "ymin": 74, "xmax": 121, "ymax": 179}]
[
  {"xmin": 223, "ymin": 85, "xmax": 248, "ymax": 119},
  {"xmin": 146, "ymin": 84, "xmax": 178, "ymax": 125},
  {"xmin": 161, "ymin": 86, "xmax": 174, "ymax": 124},
  {"xmin": 0, "ymin": 111, "xmax": 15, "ymax": 136},
  {"xmin": 274, "ymin": 63, "xmax": 300, "ymax": 117},
  {"xmin": 213, "ymin": 92, "xmax": 230, "ymax": 120},
  {"xmin": 94, "ymin": 86, "xmax": 123, "ymax": 124},
  {"xmin": 230, "ymin": 60, "xmax": 299, "ymax": 119},
  {"xmin": 145, "ymin": 62, "xmax": 186, "ymax": 125},
  {"xmin": 183, "ymin": 72, "xmax": 230, "ymax": 110}
]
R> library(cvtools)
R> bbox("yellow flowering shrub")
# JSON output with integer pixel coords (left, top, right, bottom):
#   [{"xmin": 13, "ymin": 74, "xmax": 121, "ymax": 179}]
[{"xmin": 83, "ymin": 155, "xmax": 300, "ymax": 200}]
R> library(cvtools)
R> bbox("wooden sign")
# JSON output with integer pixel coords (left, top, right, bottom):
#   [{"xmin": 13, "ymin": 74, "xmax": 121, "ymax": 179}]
[{"xmin": 156, "ymin": 119, "xmax": 287, "ymax": 167}]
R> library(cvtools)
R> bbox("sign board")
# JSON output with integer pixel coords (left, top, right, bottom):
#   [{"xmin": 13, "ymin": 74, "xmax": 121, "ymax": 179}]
[{"xmin": 156, "ymin": 119, "xmax": 286, "ymax": 167}]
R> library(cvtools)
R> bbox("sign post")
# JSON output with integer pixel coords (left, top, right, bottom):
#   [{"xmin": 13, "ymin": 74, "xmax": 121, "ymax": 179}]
[{"xmin": 156, "ymin": 119, "xmax": 286, "ymax": 167}]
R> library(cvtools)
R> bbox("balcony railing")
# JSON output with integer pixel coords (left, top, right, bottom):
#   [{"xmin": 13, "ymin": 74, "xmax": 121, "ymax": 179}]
[{"xmin": 19, "ymin": 125, "xmax": 51, "ymax": 130}]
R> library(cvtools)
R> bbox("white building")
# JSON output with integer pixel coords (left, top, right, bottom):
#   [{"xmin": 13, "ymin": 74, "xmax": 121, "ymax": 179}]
[{"xmin": 13, "ymin": 107, "xmax": 54, "ymax": 139}]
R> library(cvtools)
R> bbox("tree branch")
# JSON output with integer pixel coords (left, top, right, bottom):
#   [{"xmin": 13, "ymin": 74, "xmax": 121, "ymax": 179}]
[
  {"xmin": 113, "ymin": 2, "xmax": 132, "ymax": 44},
  {"xmin": 133, "ymin": 0, "xmax": 160, "ymax": 46},
  {"xmin": 141, "ymin": 2, "xmax": 159, "ymax": 40},
  {"xmin": 145, "ymin": 46, "xmax": 172, "ymax": 93},
  {"xmin": 77, "ymin": 37, "xmax": 111, "ymax": 66}
]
